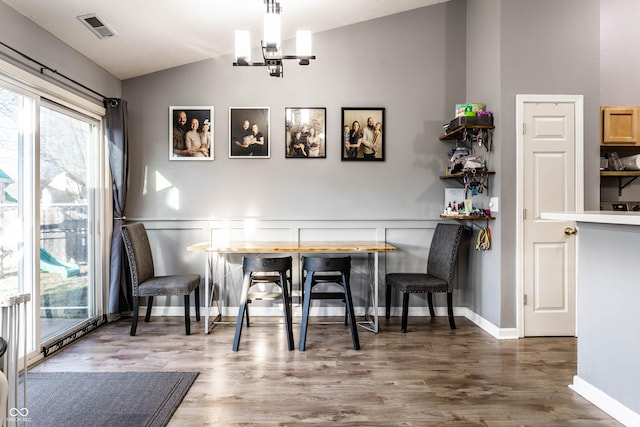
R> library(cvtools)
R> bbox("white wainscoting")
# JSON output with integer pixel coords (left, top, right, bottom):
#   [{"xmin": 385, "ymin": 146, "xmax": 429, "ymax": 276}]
[{"xmin": 128, "ymin": 218, "xmax": 508, "ymax": 338}]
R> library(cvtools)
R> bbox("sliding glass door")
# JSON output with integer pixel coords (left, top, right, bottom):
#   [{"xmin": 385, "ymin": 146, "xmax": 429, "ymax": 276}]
[
  {"xmin": 39, "ymin": 103, "xmax": 98, "ymax": 341},
  {"xmin": 0, "ymin": 82, "xmax": 102, "ymax": 358},
  {"xmin": 0, "ymin": 84, "xmax": 36, "ymax": 356}
]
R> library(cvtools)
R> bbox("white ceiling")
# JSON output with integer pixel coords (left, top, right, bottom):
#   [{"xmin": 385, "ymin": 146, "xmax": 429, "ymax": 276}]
[{"xmin": 4, "ymin": 0, "xmax": 447, "ymax": 80}]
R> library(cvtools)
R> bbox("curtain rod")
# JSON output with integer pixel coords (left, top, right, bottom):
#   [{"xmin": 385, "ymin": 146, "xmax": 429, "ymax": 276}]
[{"xmin": 0, "ymin": 40, "xmax": 116, "ymax": 106}]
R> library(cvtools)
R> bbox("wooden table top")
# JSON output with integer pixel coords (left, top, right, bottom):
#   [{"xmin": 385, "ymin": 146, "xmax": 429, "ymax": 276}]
[{"xmin": 187, "ymin": 240, "xmax": 397, "ymax": 253}]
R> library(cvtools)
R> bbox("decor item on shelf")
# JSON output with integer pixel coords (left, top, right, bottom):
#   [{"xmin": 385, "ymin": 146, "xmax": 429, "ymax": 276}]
[
  {"xmin": 619, "ymin": 154, "xmax": 640, "ymax": 170},
  {"xmin": 455, "ymin": 103, "xmax": 485, "ymax": 117},
  {"xmin": 608, "ymin": 152, "xmax": 624, "ymax": 171},
  {"xmin": 444, "ymin": 188, "xmax": 465, "ymax": 214},
  {"xmin": 169, "ymin": 106, "xmax": 214, "ymax": 161},
  {"xmin": 233, "ymin": 0, "xmax": 315, "ymax": 78},
  {"xmin": 341, "ymin": 107, "xmax": 385, "ymax": 161}
]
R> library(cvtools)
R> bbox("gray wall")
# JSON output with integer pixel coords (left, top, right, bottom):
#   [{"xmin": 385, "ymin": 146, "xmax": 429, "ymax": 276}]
[
  {"xmin": 122, "ymin": 2, "xmax": 467, "ymax": 221},
  {"xmin": 0, "ymin": 2, "xmax": 120, "ymax": 101},
  {"xmin": 465, "ymin": 0, "xmax": 502, "ymax": 326},
  {"xmin": 120, "ymin": 0, "xmax": 604, "ymax": 328},
  {"xmin": 496, "ymin": 0, "xmax": 600, "ymax": 327},
  {"xmin": 2, "ymin": 0, "xmax": 618, "ymax": 330},
  {"xmin": 600, "ymin": 0, "xmax": 640, "ymax": 105},
  {"xmin": 600, "ymin": 0, "xmax": 640, "ymax": 203}
]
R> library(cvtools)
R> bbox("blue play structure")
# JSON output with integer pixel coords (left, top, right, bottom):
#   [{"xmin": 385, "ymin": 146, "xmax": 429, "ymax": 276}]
[{"xmin": 40, "ymin": 247, "xmax": 80, "ymax": 278}]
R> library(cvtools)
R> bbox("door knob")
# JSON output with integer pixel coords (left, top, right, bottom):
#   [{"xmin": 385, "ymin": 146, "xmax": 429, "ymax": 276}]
[{"xmin": 564, "ymin": 227, "xmax": 577, "ymax": 236}]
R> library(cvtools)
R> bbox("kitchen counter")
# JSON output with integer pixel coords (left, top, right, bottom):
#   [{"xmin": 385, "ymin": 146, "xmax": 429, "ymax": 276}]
[{"xmin": 540, "ymin": 210, "xmax": 640, "ymax": 426}]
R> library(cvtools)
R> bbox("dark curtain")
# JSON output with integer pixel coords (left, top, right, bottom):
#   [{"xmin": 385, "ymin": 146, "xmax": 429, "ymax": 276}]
[{"xmin": 105, "ymin": 98, "xmax": 131, "ymax": 315}]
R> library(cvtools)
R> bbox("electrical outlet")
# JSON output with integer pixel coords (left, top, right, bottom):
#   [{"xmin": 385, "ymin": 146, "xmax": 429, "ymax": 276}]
[{"xmin": 489, "ymin": 197, "xmax": 499, "ymax": 213}]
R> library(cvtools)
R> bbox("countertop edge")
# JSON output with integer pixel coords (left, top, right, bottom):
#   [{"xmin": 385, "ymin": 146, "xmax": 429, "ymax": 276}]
[{"xmin": 541, "ymin": 210, "xmax": 640, "ymax": 225}]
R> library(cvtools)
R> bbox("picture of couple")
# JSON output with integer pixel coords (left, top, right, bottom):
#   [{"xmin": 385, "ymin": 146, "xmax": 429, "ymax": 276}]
[{"xmin": 169, "ymin": 106, "xmax": 214, "ymax": 160}]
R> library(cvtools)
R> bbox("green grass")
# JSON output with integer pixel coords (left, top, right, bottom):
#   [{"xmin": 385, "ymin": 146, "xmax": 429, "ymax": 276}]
[{"xmin": 1, "ymin": 266, "xmax": 89, "ymax": 318}]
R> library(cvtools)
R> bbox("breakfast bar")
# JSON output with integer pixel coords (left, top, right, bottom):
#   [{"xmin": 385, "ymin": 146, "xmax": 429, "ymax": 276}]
[{"xmin": 541, "ymin": 211, "xmax": 640, "ymax": 426}]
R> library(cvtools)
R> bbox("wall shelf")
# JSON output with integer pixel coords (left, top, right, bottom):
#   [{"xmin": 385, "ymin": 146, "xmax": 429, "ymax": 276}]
[
  {"xmin": 440, "ymin": 170, "xmax": 495, "ymax": 180},
  {"xmin": 440, "ymin": 214, "xmax": 494, "ymax": 221},
  {"xmin": 440, "ymin": 124, "xmax": 495, "ymax": 141},
  {"xmin": 440, "ymin": 170, "xmax": 495, "ymax": 196},
  {"xmin": 600, "ymin": 170, "xmax": 640, "ymax": 196}
]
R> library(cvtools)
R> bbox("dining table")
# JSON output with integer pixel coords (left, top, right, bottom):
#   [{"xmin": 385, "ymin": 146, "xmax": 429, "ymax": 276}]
[{"xmin": 187, "ymin": 240, "xmax": 397, "ymax": 334}]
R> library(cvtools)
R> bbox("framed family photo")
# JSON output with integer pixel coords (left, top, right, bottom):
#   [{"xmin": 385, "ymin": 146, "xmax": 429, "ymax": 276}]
[
  {"xmin": 229, "ymin": 107, "xmax": 270, "ymax": 158},
  {"xmin": 169, "ymin": 106, "xmax": 214, "ymax": 160},
  {"xmin": 341, "ymin": 107, "xmax": 385, "ymax": 161},
  {"xmin": 285, "ymin": 107, "xmax": 326, "ymax": 158}
]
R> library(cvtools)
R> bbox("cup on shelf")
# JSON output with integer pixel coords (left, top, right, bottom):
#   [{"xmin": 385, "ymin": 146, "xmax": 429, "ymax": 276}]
[{"xmin": 609, "ymin": 152, "xmax": 624, "ymax": 171}]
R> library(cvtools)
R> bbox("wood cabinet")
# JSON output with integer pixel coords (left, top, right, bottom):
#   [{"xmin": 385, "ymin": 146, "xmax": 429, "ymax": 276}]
[
  {"xmin": 600, "ymin": 106, "xmax": 640, "ymax": 199},
  {"xmin": 601, "ymin": 106, "xmax": 640, "ymax": 145}
]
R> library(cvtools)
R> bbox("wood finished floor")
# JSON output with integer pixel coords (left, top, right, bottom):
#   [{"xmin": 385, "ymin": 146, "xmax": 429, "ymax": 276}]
[{"xmin": 29, "ymin": 316, "xmax": 621, "ymax": 426}]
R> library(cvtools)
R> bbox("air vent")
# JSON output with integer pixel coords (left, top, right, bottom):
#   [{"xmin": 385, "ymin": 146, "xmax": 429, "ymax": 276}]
[{"xmin": 77, "ymin": 13, "xmax": 116, "ymax": 39}]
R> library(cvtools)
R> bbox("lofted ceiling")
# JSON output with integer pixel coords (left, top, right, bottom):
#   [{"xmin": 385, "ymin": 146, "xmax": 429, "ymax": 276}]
[{"xmin": 3, "ymin": 0, "xmax": 447, "ymax": 80}]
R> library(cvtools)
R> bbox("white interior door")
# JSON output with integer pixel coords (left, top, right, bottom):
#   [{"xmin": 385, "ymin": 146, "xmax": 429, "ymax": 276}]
[{"xmin": 518, "ymin": 96, "xmax": 583, "ymax": 337}]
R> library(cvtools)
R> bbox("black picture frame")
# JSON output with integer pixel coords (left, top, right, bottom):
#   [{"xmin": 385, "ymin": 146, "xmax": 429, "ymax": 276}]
[
  {"xmin": 169, "ymin": 106, "xmax": 214, "ymax": 160},
  {"xmin": 229, "ymin": 107, "xmax": 270, "ymax": 158},
  {"xmin": 285, "ymin": 107, "xmax": 326, "ymax": 158},
  {"xmin": 341, "ymin": 107, "xmax": 385, "ymax": 161}
]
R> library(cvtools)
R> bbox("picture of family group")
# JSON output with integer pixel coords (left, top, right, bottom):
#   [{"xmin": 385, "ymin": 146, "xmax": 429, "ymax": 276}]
[
  {"xmin": 229, "ymin": 107, "xmax": 270, "ymax": 158},
  {"xmin": 285, "ymin": 107, "xmax": 326, "ymax": 158},
  {"xmin": 341, "ymin": 108, "xmax": 385, "ymax": 161},
  {"xmin": 169, "ymin": 106, "xmax": 214, "ymax": 160}
]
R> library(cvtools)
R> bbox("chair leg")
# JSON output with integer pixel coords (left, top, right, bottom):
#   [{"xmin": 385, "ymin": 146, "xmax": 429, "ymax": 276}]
[
  {"xmin": 343, "ymin": 298, "xmax": 348, "ymax": 327},
  {"xmin": 245, "ymin": 300, "xmax": 251, "ymax": 327},
  {"xmin": 447, "ymin": 292, "xmax": 456, "ymax": 330},
  {"xmin": 130, "ymin": 296, "xmax": 139, "ymax": 336},
  {"xmin": 194, "ymin": 287, "xmax": 201, "ymax": 321},
  {"xmin": 280, "ymin": 272, "xmax": 295, "ymax": 351},
  {"xmin": 401, "ymin": 292, "xmax": 410, "ymax": 333},
  {"xmin": 427, "ymin": 293, "xmax": 436, "ymax": 318},
  {"xmin": 343, "ymin": 279, "xmax": 360, "ymax": 350},
  {"xmin": 144, "ymin": 296, "xmax": 153, "ymax": 322},
  {"xmin": 184, "ymin": 294, "xmax": 191, "ymax": 335},
  {"xmin": 385, "ymin": 284, "xmax": 391, "ymax": 319},
  {"xmin": 233, "ymin": 273, "xmax": 252, "ymax": 351},
  {"xmin": 298, "ymin": 274, "xmax": 313, "ymax": 351}
]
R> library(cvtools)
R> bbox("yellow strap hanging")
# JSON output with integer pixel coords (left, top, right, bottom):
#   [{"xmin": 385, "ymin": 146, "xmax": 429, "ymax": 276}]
[{"xmin": 475, "ymin": 226, "xmax": 491, "ymax": 251}]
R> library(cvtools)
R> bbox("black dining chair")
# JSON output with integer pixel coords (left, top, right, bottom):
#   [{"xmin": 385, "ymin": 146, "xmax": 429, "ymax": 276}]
[
  {"xmin": 233, "ymin": 256, "xmax": 294, "ymax": 351},
  {"xmin": 385, "ymin": 223, "xmax": 464, "ymax": 332},
  {"xmin": 121, "ymin": 223, "xmax": 201, "ymax": 336},
  {"xmin": 299, "ymin": 256, "xmax": 359, "ymax": 351}
]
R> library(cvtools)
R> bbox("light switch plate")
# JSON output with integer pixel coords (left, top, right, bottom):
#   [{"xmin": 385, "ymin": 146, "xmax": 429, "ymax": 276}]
[{"xmin": 489, "ymin": 197, "xmax": 499, "ymax": 213}]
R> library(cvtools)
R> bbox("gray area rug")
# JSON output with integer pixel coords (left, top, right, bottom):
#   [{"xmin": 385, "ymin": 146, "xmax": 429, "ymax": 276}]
[{"xmin": 17, "ymin": 371, "xmax": 198, "ymax": 427}]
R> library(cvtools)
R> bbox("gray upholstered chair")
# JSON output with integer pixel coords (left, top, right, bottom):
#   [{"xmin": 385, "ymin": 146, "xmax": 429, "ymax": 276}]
[
  {"xmin": 385, "ymin": 223, "xmax": 464, "ymax": 332},
  {"xmin": 121, "ymin": 223, "xmax": 201, "ymax": 336}
]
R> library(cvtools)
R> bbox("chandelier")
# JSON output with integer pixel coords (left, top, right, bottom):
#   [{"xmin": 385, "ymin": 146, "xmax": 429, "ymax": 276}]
[{"xmin": 233, "ymin": 0, "xmax": 315, "ymax": 78}]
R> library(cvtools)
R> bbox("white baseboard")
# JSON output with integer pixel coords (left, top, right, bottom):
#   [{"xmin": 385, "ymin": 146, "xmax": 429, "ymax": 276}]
[
  {"xmin": 460, "ymin": 307, "xmax": 518, "ymax": 339},
  {"xmin": 142, "ymin": 305, "xmax": 518, "ymax": 340},
  {"xmin": 570, "ymin": 375, "xmax": 640, "ymax": 427}
]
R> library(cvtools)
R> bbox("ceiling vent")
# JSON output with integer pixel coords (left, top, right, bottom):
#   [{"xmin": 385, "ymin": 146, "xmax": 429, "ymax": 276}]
[{"xmin": 77, "ymin": 13, "xmax": 116, "ymax": 39}]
